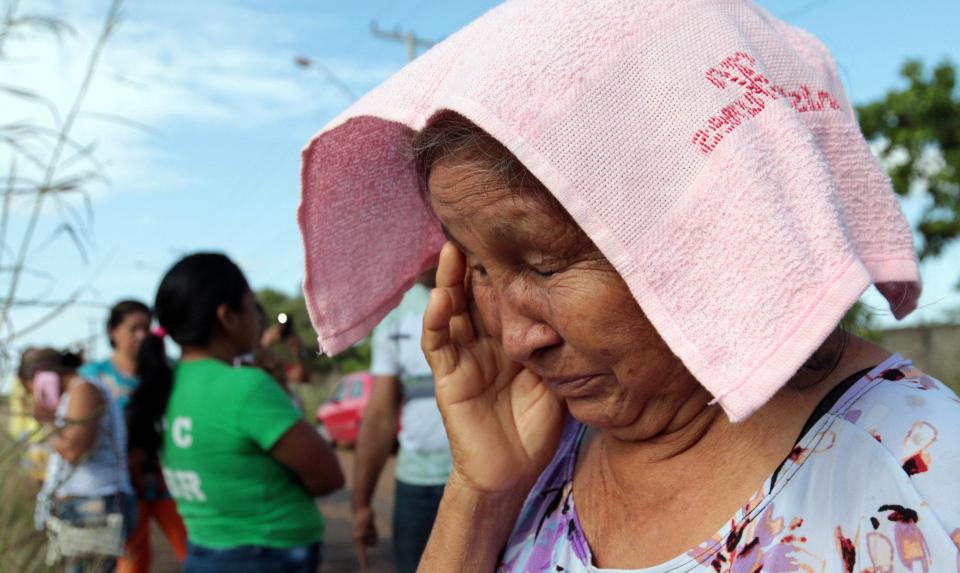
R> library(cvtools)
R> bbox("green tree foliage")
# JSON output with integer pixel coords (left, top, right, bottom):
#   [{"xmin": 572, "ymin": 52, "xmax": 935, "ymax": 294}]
[
  {"xmin": 256, "ymin": 288, "xmax": 371, "ymax": 375},
  {"xmin": 842, "ymin": 300, "xmax": 881, "ymax": 342},
  {"xmin": 257, "ymin": 288, "xmax": 315, "ymax": 344},
  {"xmin": 856, "ymin": 60, "xmax": 960, "ymax": 262}
]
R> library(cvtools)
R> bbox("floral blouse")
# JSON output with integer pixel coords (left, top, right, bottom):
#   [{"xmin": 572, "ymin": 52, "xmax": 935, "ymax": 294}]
[{"xmin": 499, "ymin": 355, "xmax": 960, "ymax": 572}]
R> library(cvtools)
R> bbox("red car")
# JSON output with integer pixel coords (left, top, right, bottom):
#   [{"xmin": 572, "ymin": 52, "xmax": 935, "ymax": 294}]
[{"xmin": 316, "ymin": 372, "xmax": 373, "ymax": 446}]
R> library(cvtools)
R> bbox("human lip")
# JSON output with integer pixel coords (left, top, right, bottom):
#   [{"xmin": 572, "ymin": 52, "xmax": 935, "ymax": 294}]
[{"xmin": 541, "ymin": 374, "xmax": 600, "ymax": 394}]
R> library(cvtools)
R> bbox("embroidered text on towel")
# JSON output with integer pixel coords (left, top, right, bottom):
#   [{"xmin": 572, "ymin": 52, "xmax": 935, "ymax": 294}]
[{"xmin": 692, "ymin": 51, "xmax": 841, "ymax": 154}]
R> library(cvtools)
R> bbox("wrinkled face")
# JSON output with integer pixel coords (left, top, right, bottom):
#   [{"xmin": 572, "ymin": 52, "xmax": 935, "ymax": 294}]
[
  {"xmin": 109, "ymin": 311, "xmax": 150, "ymax": 361},
  {"xmin": 428, "ymin": 161, "xmax": 698, "ymax": 432}
]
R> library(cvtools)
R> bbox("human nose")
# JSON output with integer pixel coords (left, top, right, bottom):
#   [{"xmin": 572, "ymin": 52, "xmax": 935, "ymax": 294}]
[{"xmin": 496, "ymin": 285, "xmax": 561, "ymax": 364}]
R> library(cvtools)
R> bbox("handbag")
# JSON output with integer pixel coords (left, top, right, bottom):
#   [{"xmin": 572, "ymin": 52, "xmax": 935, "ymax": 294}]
[
  {"xmin": 42, "ymin": 378, "xmax": 127, "ymax": 565},
  {"xmin": 45, "ymin": 510, "xmax": 124, "ymax": 565}
]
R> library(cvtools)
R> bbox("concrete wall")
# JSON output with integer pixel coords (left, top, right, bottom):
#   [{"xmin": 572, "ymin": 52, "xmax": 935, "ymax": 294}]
[{"xmin": 879, "ymin": 324, "xmax": 960, "ymax": 392}]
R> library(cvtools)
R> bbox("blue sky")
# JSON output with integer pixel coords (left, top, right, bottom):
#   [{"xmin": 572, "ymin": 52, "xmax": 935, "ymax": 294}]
[{"xmin": 2, "ymin": 0, "xmax": 959, "ymax": 377}]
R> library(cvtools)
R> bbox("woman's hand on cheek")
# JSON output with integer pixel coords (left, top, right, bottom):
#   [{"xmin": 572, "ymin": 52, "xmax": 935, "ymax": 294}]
[{"xmin": 423, "ymin": 242, "xmax": 565, "ymax": 495}]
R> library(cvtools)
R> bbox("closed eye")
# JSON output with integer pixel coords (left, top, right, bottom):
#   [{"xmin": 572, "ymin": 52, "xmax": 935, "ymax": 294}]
[
  {"xmin": 530, "ymin": 266, "xmax": 557, "ymax": 278},
  {"xmin": 526, "ymin": 260, "xmax": 564, "ymax": 278}
]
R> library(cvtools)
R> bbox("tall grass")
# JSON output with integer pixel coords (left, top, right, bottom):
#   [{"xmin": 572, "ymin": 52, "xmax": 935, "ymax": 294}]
[
  {"xmin": 0, "ymin": 1, "xmax": 124, "ymax": 569},
  {"xmin": 0, "ymin": 0, "xmax": 122, "ymax": 377},
  {"xmin": 0, "ymin": 399, "xmax": 55, "ymax": 573}
]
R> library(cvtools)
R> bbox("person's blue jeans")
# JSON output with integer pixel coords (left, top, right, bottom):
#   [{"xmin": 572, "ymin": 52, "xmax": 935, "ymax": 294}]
[
  {"xmin": 54, "ymin": 492, "xmax": 136, "ymax": 573},
  {"xmin": 184, "ymin": 542, "xmax": 322, "ymax": 573},
  {"xmin": 393, "ymin": 480, "xmax": 445, "ymax": 573}
]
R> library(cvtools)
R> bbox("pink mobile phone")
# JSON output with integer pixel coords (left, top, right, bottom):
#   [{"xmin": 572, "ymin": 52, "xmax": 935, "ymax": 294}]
[{"xmin": 32, "ymin": 371, "xmax": 61, "ymax": 410}]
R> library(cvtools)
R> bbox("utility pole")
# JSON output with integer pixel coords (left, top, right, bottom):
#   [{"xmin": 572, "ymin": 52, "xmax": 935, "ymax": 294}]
[{"xmin": 370, "ymin": 21, "xmax": 436, "ymax": 62}]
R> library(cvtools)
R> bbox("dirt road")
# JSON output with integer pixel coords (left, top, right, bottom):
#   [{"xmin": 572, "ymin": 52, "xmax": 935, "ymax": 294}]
[
  {"xmin": 318, "ymin": 450, "xmax": 397, "ymax": 572},
  {"xmin": 150, "ymin": 449, "xmax": 398, "ymax": 572}
]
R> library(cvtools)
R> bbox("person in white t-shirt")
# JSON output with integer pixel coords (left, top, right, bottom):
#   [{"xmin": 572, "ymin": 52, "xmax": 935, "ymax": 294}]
[{"xmin": 351, "ymin": 271, "xmax": 451, "ymax": 573}]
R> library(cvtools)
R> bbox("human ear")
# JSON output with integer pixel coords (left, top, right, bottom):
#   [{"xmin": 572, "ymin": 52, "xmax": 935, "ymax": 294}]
[{"xmin": 215, "ymin": 303, "xmax": 236, "ymax": 333}]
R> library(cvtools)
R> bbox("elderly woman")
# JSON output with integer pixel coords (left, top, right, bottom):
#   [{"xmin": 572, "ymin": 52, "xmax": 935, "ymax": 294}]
[{"xmin": 298, "ymin": 1, "xmax": 959, "ymax": 571}]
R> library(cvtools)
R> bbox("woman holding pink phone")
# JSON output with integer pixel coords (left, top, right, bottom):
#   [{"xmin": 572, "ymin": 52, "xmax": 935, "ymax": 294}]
[{"xmin": 18, "ymin": 348, "xmax": 134, "ymax": 572}]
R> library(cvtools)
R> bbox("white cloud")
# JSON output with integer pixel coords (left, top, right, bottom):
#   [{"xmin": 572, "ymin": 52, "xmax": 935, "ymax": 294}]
[
  {"xmin": 1, "ymin": 0, "xmax": 393, "ymax": 200},
  {"xmin": 0, "ymin": 0, "xmax": 398, "ymax": 355}
]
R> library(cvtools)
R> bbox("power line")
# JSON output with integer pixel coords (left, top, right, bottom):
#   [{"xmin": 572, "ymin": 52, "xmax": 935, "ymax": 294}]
[
  {"xmin": 390, "ymin": 0, "xmax": 433, "ymax": 29},
  {"xmin": 4, "ymin": 299, "xmax": 109, "ymax": 308},
  {"xmin": 784, "ymin": 0, "xmax": 834, "ymax": 20},
  {"xmin": 370, "ymin": 21, "xmax": 436, "ymax": 62}
]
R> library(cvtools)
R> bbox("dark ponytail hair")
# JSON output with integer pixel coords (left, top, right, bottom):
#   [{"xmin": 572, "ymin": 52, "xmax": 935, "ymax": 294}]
[
  {"xmin": 128, "ymin": 253, "xmax": 250, "ymax": 455},
  {"xmin": 106, "ymin": 299, "xmax": 150, "ymax": 348}
]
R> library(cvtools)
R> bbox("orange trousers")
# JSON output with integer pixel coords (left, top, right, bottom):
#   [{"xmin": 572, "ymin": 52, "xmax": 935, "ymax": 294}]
[{"xmin": 117, "ymin": 498, "xmax": 188, "ymax": 573}]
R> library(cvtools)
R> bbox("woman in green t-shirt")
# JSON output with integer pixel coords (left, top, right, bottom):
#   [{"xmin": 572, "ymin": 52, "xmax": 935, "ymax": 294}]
[{"xmin": 127, "ymin": 253, "xmax": 343, "ymax": 573}]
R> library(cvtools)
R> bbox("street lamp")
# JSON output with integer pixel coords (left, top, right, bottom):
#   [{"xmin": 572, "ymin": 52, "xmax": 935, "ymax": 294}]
[{"xmin": 293, "ymin": 56, "xmax": 357, "ymax": 102}]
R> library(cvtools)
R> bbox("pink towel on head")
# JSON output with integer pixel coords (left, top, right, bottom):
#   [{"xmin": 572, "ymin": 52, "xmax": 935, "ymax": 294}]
[{"xmin": 298, "ymin": 0, "xmax": 920, "ymax": 421}]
